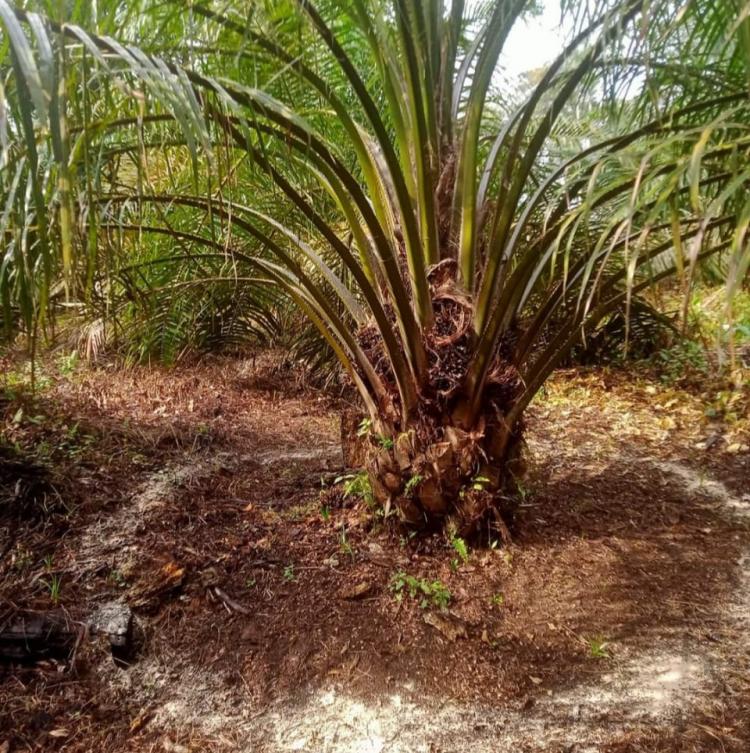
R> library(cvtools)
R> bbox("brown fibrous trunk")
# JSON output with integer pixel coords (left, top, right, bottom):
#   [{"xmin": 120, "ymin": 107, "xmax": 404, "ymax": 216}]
[{"xmin": 361, "ymin": 416, "xmax": 524, "ymax": 539}]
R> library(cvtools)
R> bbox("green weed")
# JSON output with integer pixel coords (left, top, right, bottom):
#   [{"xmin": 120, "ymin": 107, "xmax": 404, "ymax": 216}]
[
  {"xmin": 376, "ymin": 434, "xmax": 394, "ymax": 449},
  {"xmin": 354, "ymin": 418, "xmax": 394, "ymax": 450},
  {"xmin": 356, "ymin": 418, "xmax": 373, "ymax": 437},
  {"xmin": 44, "ymin": 574, "xmax": 62, "ymax": 604},
  {"xmin": 2, "ymin": 362, "xmax": 52, "ymax": 397},
  {"xmin": 450, "ymin": 536, "xmax": 469, "ymax": 564},
  {"xmin": 654, "ymin": 339, "xmax": 708, "ymax": 384},
  {"xmin": 588, "ymin": 635, "xmax": 610, "ymax": 659},
  {"xmin": 57, "ymin": 351, "xmax": 79, "ymax": 376},
  {"xmin": 339, "ymin": 525, "xmax": 354, "ymax": 558},
  {"xmin": 459, "ymin": 474, "xmax": 491, "ymax": 498},
  {"xmin": 390, "ymin": 571, "xmax": 451, "ymax": 610},
  {"xmin": 404, "ymin": 474, "xmax": 423, "ymax": 497},
  {"xmin": 108, "ymin": 569, "xmax": 127, "ymax": 588},
  {"xmin": 336, "ymin": 472, "xmax": 374, "ymax": 506}
]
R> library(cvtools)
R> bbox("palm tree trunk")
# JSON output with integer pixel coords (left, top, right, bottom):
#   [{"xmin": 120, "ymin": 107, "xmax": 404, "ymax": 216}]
[{"xmin": 351, "ymin": 406, "xmax": 524, "ymax": 539}]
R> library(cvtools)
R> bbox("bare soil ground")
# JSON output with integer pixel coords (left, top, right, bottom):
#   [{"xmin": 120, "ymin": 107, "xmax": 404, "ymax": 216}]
[{"xmin": 1, "ymin": 353, "xmax": 749, "ymax": 752}]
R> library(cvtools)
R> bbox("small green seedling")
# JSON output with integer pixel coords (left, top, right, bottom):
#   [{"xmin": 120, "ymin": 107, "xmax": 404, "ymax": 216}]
[
  {"xmin": 339, "ymin": 525, "xmax": 354, "ymax": 558},
  {"xmin": 404, "ymin": 474, "xmax": 423, "ymax": 497},
  {"xmin": 356, "ymin": 418, "xmax": 373, "ymax": 437},
  {"xmin": 282, "ymin": 565, "xmax": 296, "ymax": 582},
  {"xmin": 490, "ymin": 593, "xmax": 504, "ymax": 607},
  {"xmin": 390, "ymin": 571, "xmax": 451, "ymax": 610},
  {"xmin": 336, "ymin": 472, "xmax": 374, "ymax": 506},
  {"xmin": 450, "ymin": 536, "xmax": 469, "ymax": 564},
  {"xmin": 470, "ymin": 475, "xmax": 491, "ymax": 491},
  {"xmin": 320, "ymin": 505, "xmax": 331, "ymax": 521},
  {"xmin": 58, "ymin": 351, "xmax": 79, "ymax": 376},
  {"xmin": 515, "ymin": 479, "xmax": 530, "ymax": 503},
  {"xmin": 45, "ymin": 575, "xmax": 62, "ymax": 604},
  {"xmin": 588, "ymin": 635, "xmax": 610, "ymax": 659},
  {"xmin": 108, "ymin": 569, "xmax": 127, "ymax": 588},
  {"xmin": 459, "ymin": 475, "xmax": 491, "ymax": 499},
  {"xmin": 446, "ymin": 522, "xmax": 469, "ymax": 570}
]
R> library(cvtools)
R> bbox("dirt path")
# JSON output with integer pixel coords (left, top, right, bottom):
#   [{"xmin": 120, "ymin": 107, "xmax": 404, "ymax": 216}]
[{"xmin": 1, "ymin": 358, "xmax": 749, "ymax": 752}]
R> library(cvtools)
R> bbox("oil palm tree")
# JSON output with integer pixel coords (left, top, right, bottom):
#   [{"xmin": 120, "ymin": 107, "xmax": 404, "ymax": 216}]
[{"xmin": 0, "ymin": 0, "xmax": 748, "ymax": 536}]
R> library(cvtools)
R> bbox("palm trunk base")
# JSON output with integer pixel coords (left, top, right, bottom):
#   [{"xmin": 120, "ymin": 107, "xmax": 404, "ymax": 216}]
[{"xmin": 346, "ymin": 416, "xmax": 524, "ymax": 541}]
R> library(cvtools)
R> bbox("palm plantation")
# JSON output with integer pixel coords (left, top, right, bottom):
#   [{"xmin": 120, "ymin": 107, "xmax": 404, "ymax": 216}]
[
  {"xmin": 2, "ymin": 2, "xmax": 750, "ymax": 750},
  {"xmin": 0, "ymin": 0, "xmax": 748, "ymax": 539}
]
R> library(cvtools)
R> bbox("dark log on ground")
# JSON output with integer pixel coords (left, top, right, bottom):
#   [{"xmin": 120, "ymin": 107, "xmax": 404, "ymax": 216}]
[
  {"xmin": 0, "ymin": 611, "xmax": 82, "ymax": 662},
  {"xmin": 0, "ymin": 602, "xmax": 133, "ymax": 664}
]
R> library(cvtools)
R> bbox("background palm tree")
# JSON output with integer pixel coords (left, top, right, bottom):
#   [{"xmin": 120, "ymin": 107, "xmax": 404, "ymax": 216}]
[{"xmin": 0, "ymin": 0, "xmax": 748, "ymax": 537}]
